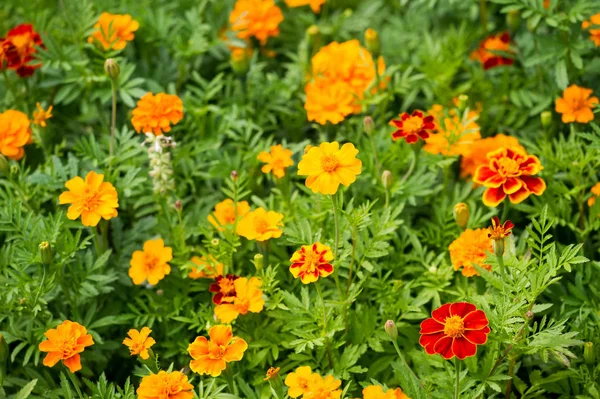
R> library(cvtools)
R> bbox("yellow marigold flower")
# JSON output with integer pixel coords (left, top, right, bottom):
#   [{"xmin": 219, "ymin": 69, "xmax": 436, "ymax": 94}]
[
  {"xmin": 304, "ymin": 79, "xmax": 355, "ymax": 125},
  {"xmin": 38, "ymin": 320, "xmax": 94, "ymax": 373},
  {"xmin": 0, "ymin": 110, "xmax": 32, "ymax": 160},
  {"xmin": 297, "ymin": 141, "xmax": 362, "ymax": 195},
  {"xmin": 208, "ymin": 199, "xmax": 251, "ymax": 231},
  {"xmin": 257, "ymin": 144, "xmax": 294, "ymax": 178},
  {"xmin": 290, "ymin": 242, "xmax": 334, "ymax": 284},
  {"xmin": 131, "ymin": 92, "xmax": 184, "ymax": 136},
  {"xmin": 460, "ymin": 134, "xmax": 524, "ymax": 178},
  {"xmin": 87, "ymin": 12, "xmax": 139, "ymax": 51},
  {"xmin": 448, "ymin": 228, "xmax": 493, "ymax": 277},
  {"xmin": 188, "ymin": 255, "xmax": 224, "ymax": 279},
  {"xmin": 137, "ymin": 370, "xmax": 194, "ymax": 399},
  {"xmin": 188, "ymin": 325, "xmax": 248, "ymax": 377},
  {"xmin": 284, "ymin": 0, "xmax": 326, "ymax": 13},
  {"xmin": 32, "ymin": 102, "xmax": 53, "ymax": 127},
  {"xmin": 362, "ymin": 385, "xmax": 411, "ymax": 399},
  {"xmin": 236, "ymin": 207, "xmax": 284, "ymax": 241},
  {"xmin": 230, "ymin": 0, "xmax": 284, "ymax": 46},
  {"xmin": 214, "ymin": 277, "xmax": 265, "ymax": 323},
  {"xmin": 588, "ymin": 183, "xmax": 600, "ymax": 207},
  {"xmin": 285, "ymin": 366, "xmax": 319, "ymax": 398},
  {"xmin": 582, "ymin": 13, "xmax": 600, "ymax": 47},
  {"xmin": 306, "ymin": 374, "xmax": 342, "ymax": 399},
  {"xmin": 423, "ymin": 104, "xmax": 481, "ymax": 157},
  {"xmin": 555, "ymin": 84, "xmax": 598, "ymax": 124},
  {"xmin": 265, "ymin": 366, "xmax": 281, "ymax": 381},
  {"xmin": 58, "ymin": 171, "xmax": 119, "ymax": 227},
  {"xmin": 122, "ymin": 327, "xmax": 155, "ymax": 360},
  {"xmin": 128, "ymin": 238, "xmax": 173, "ymax": 285}
]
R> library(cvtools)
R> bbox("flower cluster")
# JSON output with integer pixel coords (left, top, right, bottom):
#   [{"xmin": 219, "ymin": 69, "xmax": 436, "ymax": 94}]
[
  {"xmin": 38, "ymin": 320, "xmax": 94, "ymax": 373},
  {"xmin": 0, "ymin": 110, "xmax": 32, "ymax": 160},
  {"xmin": 460, "ymin": 133, "xmax": 524, "ymax": 178},
  {"xmin": 137, "ymin": 370, "xmax": 194, "ymax": 399},
  {"xmin": 285, "ymin": 366, "xmax": 342, "ymax": 399},
  {"xmin": 0, "ymin": 24, "xmax": 44, "ymax": 77},
  {"xmin": 290, "ymin": 242, "xmax": 334, "ymax": 284},
  {"xmin": 448, "ymin": 228, "xmax": 493, "ymax": 277},
  {"xmin": 470, "ymin": 32, "xmax": 514, "ymax": 70},
  {"xmin": 214, "ymin": 276, "xmax": 265, "ymax": 323},
  {"xmin": 188, "ymin": 255, "xmax": 224, "ymax": 279},
  {"xmin": 236, "ymin": 207, "xmax": 284, "ymax": 241},
  {"xmin": 582, "ymin": 13, "xmax": 600, "ymax": 47},
  {"xmin": 423, "ymin": 103, "xmax": 481, "ymax": 156},
  {"xmin": 32, "ymin": 102, "xmax": 53, "ymax": 127},
  {"xmin": 555, "ymin": 84, "xmax": 598, "ymax": 124},
  {"xmin": 143, "ymin": 133, "xmax": 176, "ymax": 195},
  {"xmin": 588, "ymin": 183, "xmax": 600, "ymax": 207},
  {"xmin": 389, "ymin": 110, "xmax": 435, "ymax": 144},
  {"xmin": 131, "ymin": 92, "xmax": 184, "ymax": 136},
  {"xmin": 208, "ymin": 199, "xmax": 251, "ymax": 230},
  {"xmin": 229, "ymin": 0, "xmax": 284, "ymax": 45},
  {"xmin": 87, "ymin": 13, "xmax": 139, "ymax": 51},
  {"xmin": 361, "ymin": 385, "xmax": 410, "ymax": 399},
  {"xmin": 123, "ymin": 327, "xmax": 155, "ymax": 360},
  {"xmin": 188, "ymin": 325, "xmax": 247, "ymax": 377},
  {"xmin": 285, "ymin": 0, "xmax": 326, "ymax": 13},
  {"xmin": 258, "ymin": 144, "xmax": 294, "ymax": 178},
  {"xmin": 128, "ymin": 238, "xmax": 173, "ymax": 286}
]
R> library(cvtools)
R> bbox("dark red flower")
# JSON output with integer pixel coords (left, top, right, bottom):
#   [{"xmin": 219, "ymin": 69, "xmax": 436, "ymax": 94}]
[
  {"xmin": 488, "ymin": 216, "xmax": 514, "ymax": 240},
  {"xmin": 389, "ymin": 110, "xmax": 435, "ymax": 144},
  {"xmin": 470, "ymin": 32, "xmax": 514, "ymax": 70},
  {"xmin": 0, "ymin": 24, "xmax": 44, "ymax": 77},
  {"xmin": 209, "ymin": 274, "xmax": 239, "ymax": 305}
]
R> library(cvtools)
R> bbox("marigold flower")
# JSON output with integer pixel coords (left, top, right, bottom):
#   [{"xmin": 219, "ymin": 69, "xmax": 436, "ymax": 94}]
[
  {"xmin": 362, "ymin": 385, "xmax": 410, "ymax": 399},
  {"xmin": 38, "ymin": 320, "xmax": 94, "ymax": 373},
  {"xmin": 297, "ymin": 141, "xmax": 362, "ymax": 195},
  {"xmin": 128, "ymin": 238, "xmax": 173, "ymax": 285},
  {"xmin": 304, "ymin": 79, "xmax": 355, "ymax": 125},
  {"xmin": 230, "ymin": 0, "xmax": 284, "ymax": 45},
  {"xmin": 214, "ymin": 277, "xmax": 265, "ymax": 323},
  {"xmin": 137, "ymin": 370, "xmax": 194, "ymax": 399},
  {"xmin": 290, "ymin": 242, "xmax": 334, "ymax": 284},
  {"xmin": 473, "ymin": 147, "xmax": 546, "ymax": 207},
  {"xmin": 0, "ymin": 110, "xmax": 32, "ymax": 160},
  {"xmin": 587, "ymin": 183, "xmax": 600, "ymax": 207},
  {"xmin": 236, "ymin": 207, "xmax": 284, "ymax": 241},
  {"xmin": 306, "ymin": 374, "xmax": 342, "ymax": 399},
  {"xmin": 131, "ymin": 92, "xmax": 184, "ymax": 135},
  {"xmin": 208, "ymin": 199, "xmax": 250, "ymax": 231},
  {"xmin": 423, "ymin": 104, "xmax": 481, "ymax": 156},
  {"xmin": 448, "ymin": 228, "xmax": 493, "ymax": 277},
  {"xmin": 582, "ymin": 13, "xmax": 600, "ymax": 47},
  {"xmin": 188, "ymin": 255, "xmax": 224, "ymax": 279},
  {"xmin": 265, "ymin": 366, "xmax": 281, "ymax": 381},
  {"xmin": 284, "ymin": 0, "xmax": 326, "ymax": 13},
  {"xmin": 210, "ymin": 274, "xmax": 240, "ymax": 304},
  {"xmin": 389, "ymin": 110, "xmax": 435, "ymax": 144},
  {"xmin": 122, "ymin": 327, "xmax": 155, "ymax": 360},
  {"xmin": 460, "ymin": 134, "xmax": 524, "ymax": 178},
  {"xmin": 87, "ymin": 12, "xmax": 139, "ymax": 50},
  {"xmin": 488, "ymin": 216, "xmax": 514, "ymax": 241},
  {"xmin": 0, "ymin": 24, "xmax": 43, "ymax": 77},
  {"xmin": 188, "ymin": 325, "xmax": 248, "ymax": 377},
  {"xmin": 258, "ymin": 144, "xmax": 294, "ymax": 178},
  {"xmin": 58, "ymin": 171, "xmax": 119, "ymax": 227},
  {"xmin": 555, "ymin": 84, "xmax": 598, "ymax": 124},
  {"xmin": 470, "ymin": 32, "xmax": 514, "ymax": 70},
  {"xmin": 32, "ymin": 102, "xmax": 53, "ymax": 127},
  {"xmin": 285, "ymin": 366, "xmax": 319, "ymax": 398},
  {"xmin": 420, "ymin": 302, "xmax": 490, "ymax": 360}
]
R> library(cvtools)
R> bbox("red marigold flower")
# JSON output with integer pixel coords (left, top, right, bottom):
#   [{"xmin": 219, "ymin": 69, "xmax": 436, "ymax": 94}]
[
  {"xmin": 0, "ymin": 24, "xmax": 44, "ymax": 77},
  {"xmin": 488, "ymin": 216, "xmax": 514, "ymax": 240},
  {"xmin": 209, "ymin": 274, "xmax": 239, "ymax": 304},
  {"xmin": 390, "ymin": 110, "xmax": 435, "ymax": 144},
  {"xmin": 470, "ymin": 32, "xmax": 514, "ymax": 70},
  {"xmin": 289, "ymin": 242, "xmax": 334, "ymax": 284},
  {"xmin": 419, "ymin": 302, "xmax": 490, "ymax": 360}
]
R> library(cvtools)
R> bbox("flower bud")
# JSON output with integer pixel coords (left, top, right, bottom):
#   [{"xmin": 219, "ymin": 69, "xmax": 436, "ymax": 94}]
[
  {"xmin": 307, "ymin": 25, "xmax": 320, "ymax": 47},
  {"xmin": 453, "ymin": 203, "xmax": 470, "ymax": 229},
  {"xmin": 156, "ymin": 289, "xmax": 164, "ymax": 296},
  {"xmin": 384, "ymin": 320, "xmax": 398, "ymax": 341},
  {"xmin": 365, "ymin": 28, "xmax": 380, "ymax": 57},
  {"xmin": 506, "ymin": 10, "xmax": 521, "ymax": 32},
  {"xmin": 104, "ymin": 58, "xmax": 120, "ymax": 81},
  {"xmin": 231, "ymin": 48, "xmax": 250, "ymax": 76},
  {"xmin": 382, "ymin": 170, "xmax": 392, "ymax": 189},
  {"xmin": 363, "ymin": 116, "xmax": 375, "ymax": 135},
  {"xmin": 0, "ymin": 154, "xmax": 8, "ymax": 175},
  {"xmin": 174, "ymin": 199, "xmax": 182, "ymax": 211},
  {"xmin": 584, "ymin": 342, "xmax": 594, "ymax": 365},
  {"xmin": 540, "ymin": 111, "xmax": 552, "ymax": 128},
  {"xmin": 493, "ymin": 239, "xmax": 505, "ymax": 258},
  {"xmin": 254, "ymin": 253, "xmax": 264, "ymax": 272},
  {"xmin": 39, "ymin": 241, "xmax": 52, "ymax": 266},
  {"xmin": 525, "ymin": 310, "xmax": 534, "ymax": 319},
  {"xmin": 456, "ymin": 94, "xmax": 469, "ymax": 112},
  {"xmin": 231, "ymin": 170, "xmax": 239, "ymax": 181},
  {"xmin": 211, "ymin": 238, "xmax": 220, "ymax": 246},
  {"xmin": 343, "ymin": 8, "xmax": 353, "ymax": 18}
]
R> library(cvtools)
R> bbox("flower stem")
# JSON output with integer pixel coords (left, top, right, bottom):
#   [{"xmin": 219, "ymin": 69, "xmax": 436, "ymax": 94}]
[
  {"xmin": 454, "ymin": 358, "xmax": 461, "ymax": 399},
  {"xmin": 479, "ymin": 0, "xmax": 487, "ymax": 33},
  {"xmin": 315, "ymin": 281, "xmax": 327, "ymax": 333},
  {"xmin": 109, "ymin": 80, "xmax": 117, "ymax": 158},
  {"xmin": 497, "ymin": 252, "xmax": 505, "ymax": 281},
  {"xmin": 391, "ymin": 339, "xmax": 424, "ymax": 389},
  {"xmin": 330, "ymin": 194, "xmax": 344, "ymax": 297},
  {"xmin": 66, "ymin": 370, "xmax": 85, "ymax": 399}
]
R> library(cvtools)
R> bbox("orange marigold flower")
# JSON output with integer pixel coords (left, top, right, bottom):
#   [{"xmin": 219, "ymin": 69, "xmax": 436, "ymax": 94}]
[
  {"xmin": 208, "ymin": 199, "xmax": 251, "ymax": 231},
  {"xmin": 306, "ymin": 374, "xmax": 342, "ymax": 399},
  {"xmin": 32, "ymin": 102, "xmax": 53, "ymax": 127},
  {"xmin": 188, "ymin": 325, "xmax": 248, "ymax": 377},
  {"xmin": 265, "ymin": 366, "xmax": 281, "ymax": 381},
  {"xmin": 488, "ymin": 216, "xmax": 514, "ymax": 241},
  {"xmin": 473, "ymin": 147, "xmax": 546, "ymax": 207},
  {"xmin": 131, "ymin": 92, "xmax": 184, "ymax": 135},
  {"xmin": 389, "ymin": 110, "xmax": 435, "ymax": 144},
  {"xmin": 297, "ymin": 141, "xmax": 362, "ymax": 195},
  {"xmin": 449, "ymin": 228, "xmax": 493, "ymax": 277},
  {"xmin": 87, "ymin": 12, "xmax": 139, "ymax": 51},
  {"xmin": 362, "ymin": 385, "xmax": 410, "ymax": 399},
  {"xmin": 588, "ymin": 183, "xmax": 600, "ymax": 207},
  {"xmin": 229, "ymin": 0, "xmax": 284, "ymax": 45},
  {"xmin": 128, "ymin": 238, "xmax": 173, "ymax": 285},
  {"xmin": 38, "ymin": 320, "xmax": 94, "ymax": 373},
  {"xmin": 423, "ymin": 104, "xmax": 481, "ymax": 156},
  {"xmin": 304, "ymin": 79, "xmax": 355, "ymax": 125},
  {"xmin": 188, "ymin": 255, "xmax": 224, "ymax": 279},
  {"xmin": 258, "ymin": 144, "xmax": 294, "ymax": 178},
  {"xmin": 214, "ymin": 276, "xmax": 265, "ymax": 323},
  {"xmin": 290, "ymin": 242, "xmax": 334, "ymax": 284},
  {"xmin": 285, "ymin": 366, "xmax": 319, "ymax": 398},
  {"xmin": 0, "ymin": 110, "xmax": 33, "ymax": 160},
  {"xmin": 0, "ymin": 24, "xmax": 44, "ymax": 77},
  {"xmin": 555, "ymin": 84, "xmax": 598, "ymax": 124},
  {"xmin": 209, "ymin": 274, "xmax": 240, "ymax": 304},
  {"xmin": 470, "ymin": 32, "xmax": 514, "ymax": 70},
  {"xmin": 122, "ymin": 327, "xmax": 155, "ymax": 360},
  {"xmin": 236, "ymin": 207, "xmax": 284, "ymax": 241},
  {"xmin": 137, "ymin": 370, "xmax": 194, "ymax": 399},
  {"xmin": 582, "ymin": 13, "xmax": 600, "ymax": 47},
  {"xmin": 460, "ymin": 134, "xmax": 524, "ymax": 178},
  {"xmin": 58, "ymin": 171, "xmax": 119, "ymax": 227},
  {"xmin": 284, "ymin": 0, "xmax": 326, "ymax": 13}
]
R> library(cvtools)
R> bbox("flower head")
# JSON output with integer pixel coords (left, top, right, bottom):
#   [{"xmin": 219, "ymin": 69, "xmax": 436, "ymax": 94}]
[
  {"xmin": 460, "ymin": 134, "xmax": 524, "ymax": 178},
  {"xmin": 290, "ymin": 242, "xmax": 334, "ymax": 284},
  {"xmin": 284, "ymin": 0, "xmax": 326, "ymax": 13},
  {"xmin": 265, "ymin": 366, "xmax": 281, "ymax": 381},
  {"xmin": 122, "ymin": 327, "xmax": 155, "ymax": 360},
  {"xmin": 128, "ymin": 239, "xmax": 173, "ymax": 285},
  {"xmin": 58, "ymin": 171, "xmax": 119, "ymax": 227},
  {"xmin": 448, "ymin": 228, "xmax": 493, "ymax": 277},
  {"xmin": 582, "ymin": 13, "xmax": 600, "ymax": 47},
  {"xmin": 305, "ymin": 374, "xmax": 342, "ymax": 399},
  {"xmin": 587, "ymin": 183, "xmax": 600, "ymax": 207},
  {"xmin": 362, "ymin": 385, "xmax": 410, "ymax": 399},
  {"xmin": 470, "ymin": 32, "xmax": 514, "ymax": 70},
  {"xmin": 236, "ymin": 207, "xmax": 284, "ymax": 241},
  {"xmin": 229, "ymin": 0, "xmax": 284, "ymax": 45},
  {"xmin": 214, "ymin": 277, "xmax": 265, "ymax": 323},
  {"xmin": 208, "ymin": 199, "xmax": 251, "ymax": 231},
  {"xmin": 285, "ymin": 366, "xmax": 319, "ymax": 398},
  {"xmin": 420, "ymin": 302, "xmax": 490, "ymax": 360},
  {"xmin": 297, "ymin": 142, "xmax": 362, "ymax": 195},
  {"xmin": 423, "ymin": 104, "xmax": 481, "ymax": 156},
  {"xmin": 137, "ymin": 370, "xmax": 194, "ymax": 399},
  {"xmin": 258, "ymin": 144, "xmax": 294, "ymax": 178},
  {"xmin": 32, "ymin": 103, "xmax": 53, "ymax": 127},
  {"xmin": 389, "ymin": 110, "xmax": 435, "ymax": 144},
  {"xmin": 304, "ymin": 79, "xmax": 355, "ymax": 125},
  {"xmin": 131, "ymin": 92, "xmax": 184, "ymax": 135},
  {"xmin": 38, "ymin": 320, "xmax": 94, "ymax": 373},
  {"xmin": 488, "ymin": 216, "xmax": 514, "ymax": 241},
  {"xmin": 473, "ymin": 147, "xmax": 546, "ymax": 207},
  {"xmin": 210, "ymin": 274, "xmax": 240, "ymax": 304},
  {"xmin": 0, "ymin": 24, "xmax": 44, "ymax": 77},
  {"xmin": 87, "ymin": 13, "xmax": 139, "ymax": 50},
  {"xmin": 555, "ymin": 84, "xmax": 598, "ymax": 124},
  {"xmin": 188, "ymin": 325, "xmax": 248, "ymax": 377},
  {"xmin": 188, "ymin": 255, "xmax": 224, "ymax": 279},
  {"xmin": 0, "ymin": 110, "xmax": 32, "ymax": 160}
]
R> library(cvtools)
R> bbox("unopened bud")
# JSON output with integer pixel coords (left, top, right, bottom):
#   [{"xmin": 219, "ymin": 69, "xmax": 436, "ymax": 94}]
[
  {"xmin": 343, "ymin": 8, "xmax": 353, "ymax": 18},
  {"xmin": 104, "ymin": 59, "xmax": 120, "ymax": 81},
  {"xmin": 453, "ymin": 203, "xmax": 470, "ymax": 229},
  {"xmin": 10, "ymin": 164, "xmax": 18, "ymax": 175},
  {"xmin": 231, "ymin": 170, "xmax": 239, "ymax": 181},
  {"xmin": 0, "ymin": 154, "xmax": 7, "ymax": 175},
  {"xmin": 364, "ymin": 116, "xmax": 375, "ymax": 135},
  {"xmin": 156, "ymin": 289, "xmax": 164, "ymax": 296},
  {"xmin": 365, "ymin": 28, "xmax": 380, "ymax": 57},
  {"xmin": 540, "ymin": 111, "xmax": 552, "ymax": 128},
  {"xmin": 457, "ymin": 94, "xmax": 469, "ymax": 112},
  {"xmin": 211, "ymin": 238, "xmax": 220, "ymax": 246},
  {"xmin": 506, "ymin": 10, "xmax": 521, "ymax": 32},
  {"xmin": 307, "ymin": 25, "xmax": 320, "ymax": 46},
  {"xmin": 175, "ymin": 200, "xmax": 182, "ymax": 211},
  {"xmin": 384, "ymin": 320, "xmax": 398, "ymax": 340},
  {"xmin": 382, "ymin": 170, "xmax": 392, "ymax": 189},
  {"xmin": 39, "ymin": 241, "xmax": 52, "ymax": 266},
  {"xmin": 231, "ymin": 48, "xmax": 250, "ymax": 76},
  {"xmin": 254, "ymin": 253, "xmax": 264, "ymax": 272},
  {"xmin": 525, "ymin": 310, "xmax": 534, "ymax": 319},
  {"xmin": 584, "ymin": 342, "xmax": 594, "ymax": 365}
]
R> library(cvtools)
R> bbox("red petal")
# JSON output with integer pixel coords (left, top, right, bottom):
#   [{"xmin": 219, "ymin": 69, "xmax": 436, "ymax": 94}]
[
  {"xmin": 507, "ymin": 186, "xmax": 530, "ymax": 204},
  {"xmin": 463, "ymin": 310, "xmax": 489, "ymax": 330},
  {"xmin": 452, "ymin": 337, "xmax": 477, "ymax": 360},
  {"xmin": 462, "ymin": 329, "xmax": 489, "ymax": 345},
  {"xmin": 433, "ymin": 336, "xmax": 454, "ymax": 359},
  {"xmin": 491, "ymin": 216, "xmax": 500, "ymax": 229},
  {"xmin": 432, "ymin": 304, "xmax": 451, "ymax": 323},
  {"xmin": 482, "ymin": 187, "xmax": 506, "ymax": 207},
  {"xmin": 473, "ymin": 166, "xmax": 497, "ymax": 185},
  {"xmin": 520, "ymin": 176, "xmax": 546, "ymax": 196},
  {"xmin": 450, "ymin": 302, "xmax": 476, "ymax": 318},
  {"xmin": 420, "ymin": 318, "xmax": 445, "ymax": 334},
  {"xmin": 405, "ymin": 134, "xmax": 418, "ymax": 144},
  {"xmin": 503, "ymin": 177, "xmax": 522, "ymax": 194},
  {"xmin": 419, "ymin": 331, "xmax": 445, "ymax": 354}
]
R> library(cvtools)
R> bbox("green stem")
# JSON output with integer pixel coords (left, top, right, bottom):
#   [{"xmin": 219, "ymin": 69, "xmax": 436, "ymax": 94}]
[
  {"xmin": 109, "ymin": 79, "xmax": 117, "ymax": 158},
  {"xmin": 454, "ymin": 359, "xmax": 461, "ymax": 399},
  {"xmin": 346, "ymin": 229, "xmax": 357, "ymax": 294},
  {"xmin": 66, "ymin": 370, "xmax": 85, "ymax": 399},
  {"xmin": 479, "ymin": 0, "xmax": 487, "ymax": 33},
  {"xmin": 331, "ymin": 194, "xmax": 340, "ymax": 259},
  {"xmin": 391, "ymin": 340, "xmax": 424, "ymax": 389},
  {"xmin": 315, "ymin": 281, "xmax": 327, "ymax": 334},
  {"xmin": 497, "ymin": 252, "xmax": 505, "ymax": 281},
  {"xmin": 368, "ymin": 132, "xmax": 381, "ymax": 176}
]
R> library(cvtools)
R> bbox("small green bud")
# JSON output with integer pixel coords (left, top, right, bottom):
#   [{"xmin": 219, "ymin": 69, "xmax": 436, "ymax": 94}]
[
  {"xmin": 506, "ymin": 10, "xmax": 521, "ymax": 32},
  {"xmin": 211, "ymin": 238, "xmax": 220, "ymax": 246},
  {"xmin": 453, "ymin": 203, "xmax": 470, "ymax": 229},
  {"xmin": 382, "ymin": 170, "xmax": 392, "ymax": 189},
  {"xmin": 104, "ymin": 58, "xmax": 120, "ymax": 81},
  {"xmin": 174, "ymin": 199, "xmax": 183, "ymax": 211},
  {"xmin": 540, "ymin": 111, "xmax": 552, "ymax": 128},
  {"xmin": 254, "ymin": 253, "xmax": 264, "ymax": 272},
  {"xmin": 231, "ymin": 49, "xmax": 250, "ymax": 76},
  {"xmin": 343, "ymin": 8, "xmax": 353, "ymax": 18},
  {"xmin": 307, "ymin": 25, "xmax": 321, "ymax": 47},
  {"xmin": 39, "ymin": 241, "xmax": 53, "ymax": 266},
  {"xmin": 457, "ymin": 94, "xmax": 469, "ymax": 112},
  {"xmin": 365, "ymin": 28, "xmax": 380, "ymax": 57},
  {"xmin": 363, "ymin": 116, "xmax": 375, "ymax": 135},
  {"xmin": 385, "ymin": 320, "xmax": 398, "ymax": 341},
  {"xmin": 584, "ymin": 342, "xmax": 594, "ymax": 365}
]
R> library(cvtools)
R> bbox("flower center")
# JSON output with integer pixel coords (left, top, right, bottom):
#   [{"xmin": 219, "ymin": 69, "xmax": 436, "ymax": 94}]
[
  {"xmin": 321, "ymin": 154, "xmax": 339, "ymax": 173},
  {"xmin": 10, "ymin": 34, "xmax": 33, "ymax": 55},
  {"xmin": 496, "ymin": 157, "xmax": 520, "ymax": 176},
  {"xmin": 59, "ymin": 337, "xmax": 78, "ymax": 358},
  {"xmin": 403, "ymin": 116, "xmax": 424, "ymax": 134},
  {"xmin": 569, "ymin": 96, "xmax": 588, "ymax": 111},
  {"xmin": 144, "ymin": 255, "xmax": 159, "ymax": 272},
  {"xmin": 81, "ymin": 188, "xmax": 101, "ymax": 212},
  {"xmin": 444, "ymin": 315, "xmax": 465, "ymax": 338},
  {"xmin": 208, "ymin": 342, "xmax": 227, "ymax": 359},
  {"xmin": 254, "ymin": 217, "xmax": 270, "ymax": 234},
  {"xmin": 219, "ymin": 278, "xmax": 236, "ymax": 296},
  {"xmin": 303, "ymin": 251, "xmax": 321, "ymax": 273}
]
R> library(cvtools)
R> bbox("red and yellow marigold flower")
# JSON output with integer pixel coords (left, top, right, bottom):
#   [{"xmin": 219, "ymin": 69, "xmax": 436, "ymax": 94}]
[
  {"xmin": 131, "ymin": 92, "xmax": 184, "ymax": 135},
  {"xmin": 420, "ymin": 302, "xmax": 490, "ymax": 360},
  {"xmin": 188, "ymin": 325, "xmax": 248, "ymax": 377},
  {"xmin": 290, "ymin": 242, "xmax": 334, "ymax": 284},
  {"xmin": 122, "ymin": 327, "xmax": 155, "ymax": 360},
  {"xmin": 390, "ymin": 110, "xmax": 435, "ymax": 144},
  {"xmin": 488, "ymin": 216, "xmax": 514, "ymax": 241},
  {"xmin": 284, "ymin": 0, "xmax": 326, "ymax": 13},
  {"xmin": 87, "ymin": 13, "xmax": 139, "ymax": 51},
  {"xmin": 137, "ymin": 370, "xmax": 194, "ymax": 399},
  {"xmin": 236, "ymin": 207, "xmax": 284, "ymax": 241},
  {"xmin": 188, "ymin": 255, "xmax": 224, "ymax": 279},
  {"xmin": 0, "ymin": 110, "xmax": 33, "ymax": 160},
  {"xmin": 38, "ymin": 320, "xmax": 94, "ymax": 373},
  {"xmin": 473, "ymin": 147, "xmax": 546, "ymax": 207},
  {"xmin": 264, "ymin": 366, "xmax": 281, "ymax": 381},
  {"xmin": 460, "ymin": 134, "xmax": 524, "ymax": 178},
  {"xmin": 258, "ymin": 144, "xmax": 294, "ymax": 178},
  {"xmin": 214, "ymin": 277, "xmax": 265, "ymax": 323},
  {"xmin": 448, "ymin": 228, "xmax": 493, "ymax": 277},
  {"xmin": 470, "ymin": 32, "xmax": 514, "ymax": 70},
  {"xmin": 229, "ymin": 0, "xmax": 284, "ymax": 45},
  {"xmin": 362, "ymin": 385, "xmax": 410, "ymax": 399},
  {"xmin": 128, "ymin": 238, "xmax": 173, "ymax": 285},
  {"xmin": 208, "ymin": 199, "xmax": 250, "ymax": 231},
  {"xmin": 297, "ymin": 141, "xmax": 362, "ymax": 195},
  {"xmin": 285, "ymin": 366, "xmax": 319, "ymax": 398},
  {"xmin": 555, "ymin": 84, "xmax": 598, "ymax": 124},
  {"xmin": 582, "ymin": 13, "xmax": 600, "ymax": 47},
  {"xmin": 58, "ymin": 171, "xmax": 119, "ymax": 227},
  {"xmin": 210, "ymin": 274, "xmax": 240, "ymax": 304},
  {"xmin": 588, "ymin": 183, "xmax": 600, "ymax": 207},
  {"xmin": 304, "ymin": 79, "xmax": 355, "ymax": 125},
  {"xmin": 0, "ymin": 24, "xmax": 44, "ymax": 77},
  {"xmin": 32, "ymin": 102, "xmax": 53, "ymax": 127},
  {"xmin": 423, "ymin": 104, "xmax": 481, "ymax": 156}
]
